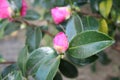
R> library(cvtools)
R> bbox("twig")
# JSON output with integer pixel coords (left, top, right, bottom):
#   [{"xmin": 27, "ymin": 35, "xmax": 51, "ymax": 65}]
[
  {"xmin": 42, "ymin": 30, "xmax": 54, "ymax": 37},
  {"xmin": 0, "ymin": 61, "xmax": 16, "ymax": 64}
]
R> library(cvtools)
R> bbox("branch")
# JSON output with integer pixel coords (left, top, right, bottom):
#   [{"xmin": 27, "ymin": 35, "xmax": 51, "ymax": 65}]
[{"xmin": 0, "ymin": 61, "xmax": 16, "ymax": 64}]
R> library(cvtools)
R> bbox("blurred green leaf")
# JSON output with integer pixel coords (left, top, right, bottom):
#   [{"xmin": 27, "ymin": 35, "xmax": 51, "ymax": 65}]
[
  {"xmin": 32, "ymin": 0, "xmax": 65, "ymax": 9},
  {"xmin": 90, "ymin": 0, "xmax": 100, "ymax": 12},
  {"xmin": 0, "ymin": 54, "xmax": 6, "ymax": 62},
  {"xmin": 17, "ymin": 46, "xmax": 28, "ymax": 76},
  {"xmin": 1, "ymin": 64, "xmax": 18, "ymax": 78},
  {"xmin": 67, "ymin": 54, "xmax": 98, "ymax": 66},
  {"xmin": 81, "ymin": 16, "xmax": 99, "ymax": 31},
  {"xmin": 67, "ymin": 31, "xmax": 114, "ymax": 59},
  {"xmin": 99, "ymin": 19, "xmax": 108, "ymax": 34},
  {"xmin": 24, "ymin": 10, "xmax": 41, "ymax": 20},
  {"xmin": 35, "ymin": 55, "xmax": 60, "ymax": 80},
  {"xmin": 66, "ymin": 14, "xmax": 83, "ymax": 42},
  {"xmin": 2, "ymin": 71, "xmax": 24, "ymax": 80},
  {"xmin": 26, "ymin": 27, "xmax": 42, "ymax": 52},
  {"xmin": 97, "ymin": 51, "xmax": 111, "ymax": 65},
  {"xmin": 4, "ymin": 22, "xmax": 21, "ymax": 35},
  {"xmin": 99, "ymin": 0, "xmax": 113, "ymax": 18},
  {"xmin": 26, "ymin": 47, "xmax": 58, "ymax": 75},
  {"xmin": 53, "ymin": 72, "xmax": 62, "ymax": 80},
  {"xmin": 59, "ymin": 59, "xmax": 78, "ymax": 78},
  {"xmin": 0, "ymin": 20, "xmax": 9, "ymax": 39}
]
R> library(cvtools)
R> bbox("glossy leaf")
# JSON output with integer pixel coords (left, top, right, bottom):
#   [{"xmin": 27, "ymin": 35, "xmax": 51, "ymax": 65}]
[
  {"xmin": 17, "ymin": 46, "xmax": 28, "ymax": 76},
  {"xmin": 81, "ymin": 16, "xmax": 99, "ymax": 31},
  {"xmin": 26, "ymin": 47, "xmax": 58, "ymax": 74},
  {"xmin": 35, "ymin": 55, "xmax": 60, "ymax": 80},
  {"xmin": 24, "ymin": 10, "xmax": 41, "ymax": 20},
  {"xmin": 59, "ymin": 59, "xmax": 78, "ymax": 78},
  {"xmin": 99, "ymin": 0, "xmax": 113, "ymax": 18},
  {"xmin": 26, "ymin": 27, "xmax": 42, "ymax": 52},
  {"xmin": 66, "ymin": 14, "xmax": 83, "ymax": 42},
  {"xmin": 67, "ymin": 54, "xmax": 98, "ymax": 66},
  {"xmin": 99, "ymin": 19, "xmax": 108, "ymax": 34},
  {"xmin": 67, "ymin": 31, "xmax": 114, "ymax": 59},
  {"xmin": 53, "ymin": 72, "xmax": 62, "ymax": 80}
]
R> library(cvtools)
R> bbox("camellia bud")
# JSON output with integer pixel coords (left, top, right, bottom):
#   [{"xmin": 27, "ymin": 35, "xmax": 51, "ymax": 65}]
[
  {"xmin": 51, "ymin": 6, "xmax": 71, "ymax": 24},
  {"xmin": 0, "ymin": 0, "xmax": 27, "ymax": 19},
  {"xmin": 53, "ymin": 32, "xmax": 69, "ymax": 53}
]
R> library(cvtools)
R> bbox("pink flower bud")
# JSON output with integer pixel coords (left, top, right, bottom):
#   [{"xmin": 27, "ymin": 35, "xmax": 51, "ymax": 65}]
[
  {"xmin": 0, "ymin": 0, "xmax": 10, "ymax": 19},
  {"xmin": 21, "ymin": 0, "xmax": 27, "ymax": 16},
  {"xmin": 51, "ymin": 6, "xmax": 71, "ymax": 24},
  {"xmin": 0, "ymin": 0, "xmax": 27, "ymax": 19},
  {"xmin": 53, "ymin": 32, "xmax": 69, "ymax": 53}
]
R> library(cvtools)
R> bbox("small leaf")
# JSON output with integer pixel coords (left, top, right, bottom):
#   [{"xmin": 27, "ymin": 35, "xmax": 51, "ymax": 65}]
[
  {"xmin": 24, "ymin": 10, "xmax": 41, "ymax": 20},
  {"xmin": 1, "ymin": 64, "xmax": 18, "ymax": 78},
  {"xmin": 59, "ymin": 59, "xmax": 78, "ymax": 78},
  {"xmin": 97, "ymin": 51, "xmax": 111, "ymax": 65},
  {"xmin": 26, "ymin": 27, "xmax": 42, "ymax": 52},
  {"xmin": 99, "ymin": 0, "xmax": 113, "ymax": 18},
  {"xmin": 81, "ymin": 16, "xmax": 99, "ymax": 31},
  {"xmin": 26, "ymin": 47, "xmax": 58, "ymax": 74},
  {"xmin": 0, "ymin": 20, "xmax": 9, "ymax": 39},
  {"xmin": 35, "ymin": 56, "xmax": 60, "ymax": 80},
  {"xmin": 99, "ymin": 19, "xmax": 108, "ymax": 34},
  {"xmin": 66, "ymin": 14, "xmax": 83, "ymax": 42},
  {"xmin": 2, "ymin": 71, "xmax": 24, "ymax": 80},
  {"xmin": 53, "ymin": 72, "xmax": 62, "ymax": 80},
  {"xmin": 0, "ymin": 54, "xmax": 6, "ymax": 62},
  {"xmin": 67, "ymin": 54, "xmax": 98, "ymax": 66},
  {"xmin": 17, "ymin": 46, "xmax": 28, "ymax": 76},
  {"xmin": 67, "ymin": 31, "xmax": 114, "ymax": 59}
]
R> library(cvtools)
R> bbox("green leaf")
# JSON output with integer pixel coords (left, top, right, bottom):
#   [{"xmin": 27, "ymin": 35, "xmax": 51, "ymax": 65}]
[
  {"xmin": 81, "ymin": 16, "xmax": 99, "ymax": 31},
  {"xmin": 67, "ymin": 31, "xmax": 114, "ymax": 59},
  {"xmin": 66, "ymin": 14, "xmax": 83, "ymax": 42},
  {"xmin": 0, "ymin": 20, "xmax": 9, "ymax": 39},
  {"xmin": 53, "ymin": 72, "xmax": 62, "ymax": 80},
  {"xmin": 99, "ymin": 0, "xmax": 113, "ymax": 18},
  {"xmin": 26, "ymin": 27, "xmax": 42, "ymax": 52},
  {"xmin": 35, "ymin": 55, "xmax": 60, "ymax": 80},
  {"xmin": 2, "ymin": 71, "xmax": 24, "ymax": 80},
  {"xmin": 4, "ymin": 22, "xmax": 21, "ymax": 36},
  {"xmin": 26, "ymin": 47, "xmax": 58, "ymax": 75},
  {"xmin": 24, "ymin": 10, "xmax": 41, "ymax": 20},
  {"xmin": 99, "ymin": 19, "xmax": 108, "ymax": 34},
  {"xmin": 0, "ymin": 54, "xmax": 6, "ymax": 62},
  {"xmin": 17, "ymin": 46, "xmax": 28, "ymax": 76},
  {"xmin": 97, "ymin": 51, "xmax": 111, "ymax": 65},
  {"xmin": 59, "ymin": 59, "xmax": 78, "ymax": 78},
  {"xmin": 1, "ymin": 64, "xmax": 18, "ymax": 78},
  {"xmin": 67, "ymin": 54, "xmax": 98, "ymax": 66}
]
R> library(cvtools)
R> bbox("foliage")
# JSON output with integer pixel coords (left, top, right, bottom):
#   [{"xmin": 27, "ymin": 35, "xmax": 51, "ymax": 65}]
[{"xmin": 0, "ymin": 0, "xmax": 120, "ymax": 80}]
